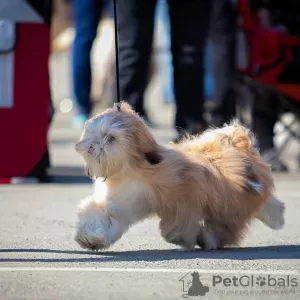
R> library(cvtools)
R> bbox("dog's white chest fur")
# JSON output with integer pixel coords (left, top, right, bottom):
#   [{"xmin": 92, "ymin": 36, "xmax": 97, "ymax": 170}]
[{"xmin": 93, "ymin": 178, "xmax": 154, "ymax": 224}]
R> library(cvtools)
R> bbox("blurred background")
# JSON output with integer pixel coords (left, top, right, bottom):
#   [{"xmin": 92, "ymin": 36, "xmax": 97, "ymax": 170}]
[
  {"xmin": 49, "ymin": 0, "xmax": 300, "ymax": 179},
  {"xmin": 2, "ymin": 0, "xmax": 300, "ymax": 183}
]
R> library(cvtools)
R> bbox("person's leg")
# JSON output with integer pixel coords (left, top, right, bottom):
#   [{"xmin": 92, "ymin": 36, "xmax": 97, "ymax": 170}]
[
  {"xmin": 209, "ymin": 0, "xmax": 237, "ymax": 127},
  {"xmin": 252, "ymin": 89, "xmax": 288, "ymax": 172},
  {"xmin": 91, "ymin": 16, "xmax": 115, "ymax": 102},
  {"xmin": 72, "ymin": 0, "xmax": 103, "ymax": 126},
  {"xmin": 156, "ymin": 0, "xmax": 174, "ymax": 104},
  {"xmin": 168, "ymin": 0, "xmax": 211, "ymax": 137},
  {"xmin": 113, "ymin": 0, "xmax": 157, "ymax": 119},
  {"xmin": 104, "ymin": 0, "xmax": 114, "ymax": 19},
  {"xmin": 253, "ymin": 90, "xmax": 278, "ymax": 150}
]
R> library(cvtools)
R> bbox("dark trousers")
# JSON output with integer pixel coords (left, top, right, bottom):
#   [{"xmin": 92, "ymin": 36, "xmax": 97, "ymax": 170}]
[
  {"xmin": 252, "ymin": 89, "xmax": 279, "ymax": 151},
  {"xmin": 114, "ymin": 0, "xmax": 212, "ymax": 132},
  {"xmin": 209, "ymin": 0, "xmax": 237, "ymax": 126},
  {"xmin": 114, "ymin": 0, "xmax": 237, "ymax": 132}
]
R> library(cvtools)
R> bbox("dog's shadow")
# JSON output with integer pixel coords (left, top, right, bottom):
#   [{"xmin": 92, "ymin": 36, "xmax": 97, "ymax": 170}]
[{"xmin": 0, "ymin": 245, "xmax": 300, "ymax": 263}]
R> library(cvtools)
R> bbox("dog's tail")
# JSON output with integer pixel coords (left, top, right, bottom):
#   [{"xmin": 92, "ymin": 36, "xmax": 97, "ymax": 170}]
[
  {"xmin": 199, "ymin": 121, "xmax": 273, "ymax": 197},
  {"xmin": 198, "ymin": 120, "xmax": 258, "ymax": 156},
  {"xmin": 256, "ymin": 196, "xmax": 285, "ymax": 230},
  {"xmin": 216, "ymin": 120, "xmax": 275, "ymax": 189},
  {"xmin": 218, "ymin": 120, "xmax": 258, "ymax": 155}
]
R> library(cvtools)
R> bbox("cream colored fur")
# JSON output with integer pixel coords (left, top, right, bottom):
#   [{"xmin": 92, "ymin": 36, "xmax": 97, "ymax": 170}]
[{"xmin": 74, "ymin": 102, "xmax": 285, "ymax": 251}]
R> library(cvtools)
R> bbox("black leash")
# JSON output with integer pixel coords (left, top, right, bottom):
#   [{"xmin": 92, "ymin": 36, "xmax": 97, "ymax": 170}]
[{"xmin": 113, "ymin": 0, "xmax": 121, "ymax": 102}]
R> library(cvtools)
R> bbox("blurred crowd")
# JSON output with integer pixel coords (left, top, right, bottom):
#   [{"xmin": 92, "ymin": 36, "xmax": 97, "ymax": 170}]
[{"xmin": 51, "ymin": 0, "xmax": 300, "ymax": 172}]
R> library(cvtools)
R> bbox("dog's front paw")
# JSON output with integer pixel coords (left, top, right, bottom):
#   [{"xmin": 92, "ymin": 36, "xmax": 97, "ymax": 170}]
[
  {"xmin": 75, "ymin": 232, "xmax": 108, "ymax": 250},
  {"xmin": 75, "ymin": 220, "xmax": 111, "ymax": 250}
]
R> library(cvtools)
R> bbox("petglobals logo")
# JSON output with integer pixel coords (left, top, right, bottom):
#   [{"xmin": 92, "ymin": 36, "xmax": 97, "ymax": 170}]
[{"xmin": 212, "ymin": 275, "xmax": 299, "ymax": 288}]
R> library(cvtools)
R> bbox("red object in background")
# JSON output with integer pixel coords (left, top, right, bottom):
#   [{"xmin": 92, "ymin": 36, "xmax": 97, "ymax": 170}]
[
  {"xmin": 238, "ymin": 0, "xmax": 300, "ymax": 89},
  {"xmin": 0, "ymin": 2, "xmax": 51, "ymax": 181}
]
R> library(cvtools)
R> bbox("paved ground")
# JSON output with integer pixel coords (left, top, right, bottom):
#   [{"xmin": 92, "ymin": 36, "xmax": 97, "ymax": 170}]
[{"xmin": 1, "ymin": 51, "xmax": 300, "ymax": 300}]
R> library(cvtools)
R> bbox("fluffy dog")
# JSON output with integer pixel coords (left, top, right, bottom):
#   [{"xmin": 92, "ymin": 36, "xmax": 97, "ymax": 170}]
[{"xmin": 74, "ymin": 102, "xmax": 285, "ymax": 251}]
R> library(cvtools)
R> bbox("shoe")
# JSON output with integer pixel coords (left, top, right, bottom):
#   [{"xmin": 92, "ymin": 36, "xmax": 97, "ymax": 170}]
[
  {"xmin": 261, "ymin": 148, "xmax": 289, "ymax": 172},
  {"xmin": 72, "ymin": 113, "xmax": 89, "ymax": 129}
]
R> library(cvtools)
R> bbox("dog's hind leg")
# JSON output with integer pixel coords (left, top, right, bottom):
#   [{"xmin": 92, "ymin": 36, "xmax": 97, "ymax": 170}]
[
  {"xmin": 198, "ymin": 219, "xmax": 246, "ymax": 249},
  {"xmin": 159, "ymin": 219, "xmax": 197, "ymax": 251},
  {"xmin": 256, "ymin": 196, "xmax": 285, "ymax": 230},
  {"xmin": 197, "ymin": 223, "xmax": 219, "ymax": 250}
]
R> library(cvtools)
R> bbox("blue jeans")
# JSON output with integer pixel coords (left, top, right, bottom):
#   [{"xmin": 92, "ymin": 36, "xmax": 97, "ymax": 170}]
[
  {"xmin": 72, "ymin": 0, "xmax": 113, "ymax": 115},
  {"xmin": 204, "ymin": 40, "xmax": 215, "ymax": 101},
  {"xmin": 155, "ymin": 0, "xmax": 175, "ymax": 104}
]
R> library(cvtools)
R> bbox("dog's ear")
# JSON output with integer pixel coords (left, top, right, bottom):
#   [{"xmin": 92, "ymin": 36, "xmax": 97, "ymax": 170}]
[
  {"xmin": 113, "ymin": 101, "xmax": 135, "ymax": 113},
  {"xmin": 113, "ymin": 102, "xmax": 122, "ymax": 112},
  {"xmin": 144, "ymin": 150, "xmax": 163, "ymax": 165}
]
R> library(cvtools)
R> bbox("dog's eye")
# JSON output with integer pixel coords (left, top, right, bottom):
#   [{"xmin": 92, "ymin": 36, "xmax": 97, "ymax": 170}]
[{"xmin": 107, "ymin": 135, "xmax": 115, "ymax": 143}]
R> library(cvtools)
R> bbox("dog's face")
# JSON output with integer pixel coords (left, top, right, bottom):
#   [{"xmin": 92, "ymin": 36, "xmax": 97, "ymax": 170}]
[{"xmin": 75, "ymin": 102, "xmax": 160, "ymax": 179}]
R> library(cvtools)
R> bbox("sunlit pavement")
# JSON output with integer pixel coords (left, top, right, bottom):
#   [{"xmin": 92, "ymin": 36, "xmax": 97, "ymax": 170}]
[{"xmin": 0, "ymin": 51, "xmax": 300, "ymax": 300}]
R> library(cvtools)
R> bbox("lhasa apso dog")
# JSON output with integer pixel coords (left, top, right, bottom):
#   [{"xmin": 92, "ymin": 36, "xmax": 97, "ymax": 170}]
[{"xmin": 74, "ymin": 102, "xmax": 285, "ymax": 251}]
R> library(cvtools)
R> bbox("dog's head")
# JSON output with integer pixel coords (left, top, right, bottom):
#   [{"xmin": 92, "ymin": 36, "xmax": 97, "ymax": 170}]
[{"xmin": 75, "ymin": 102, "xmax": 162, "ymax": 179}]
